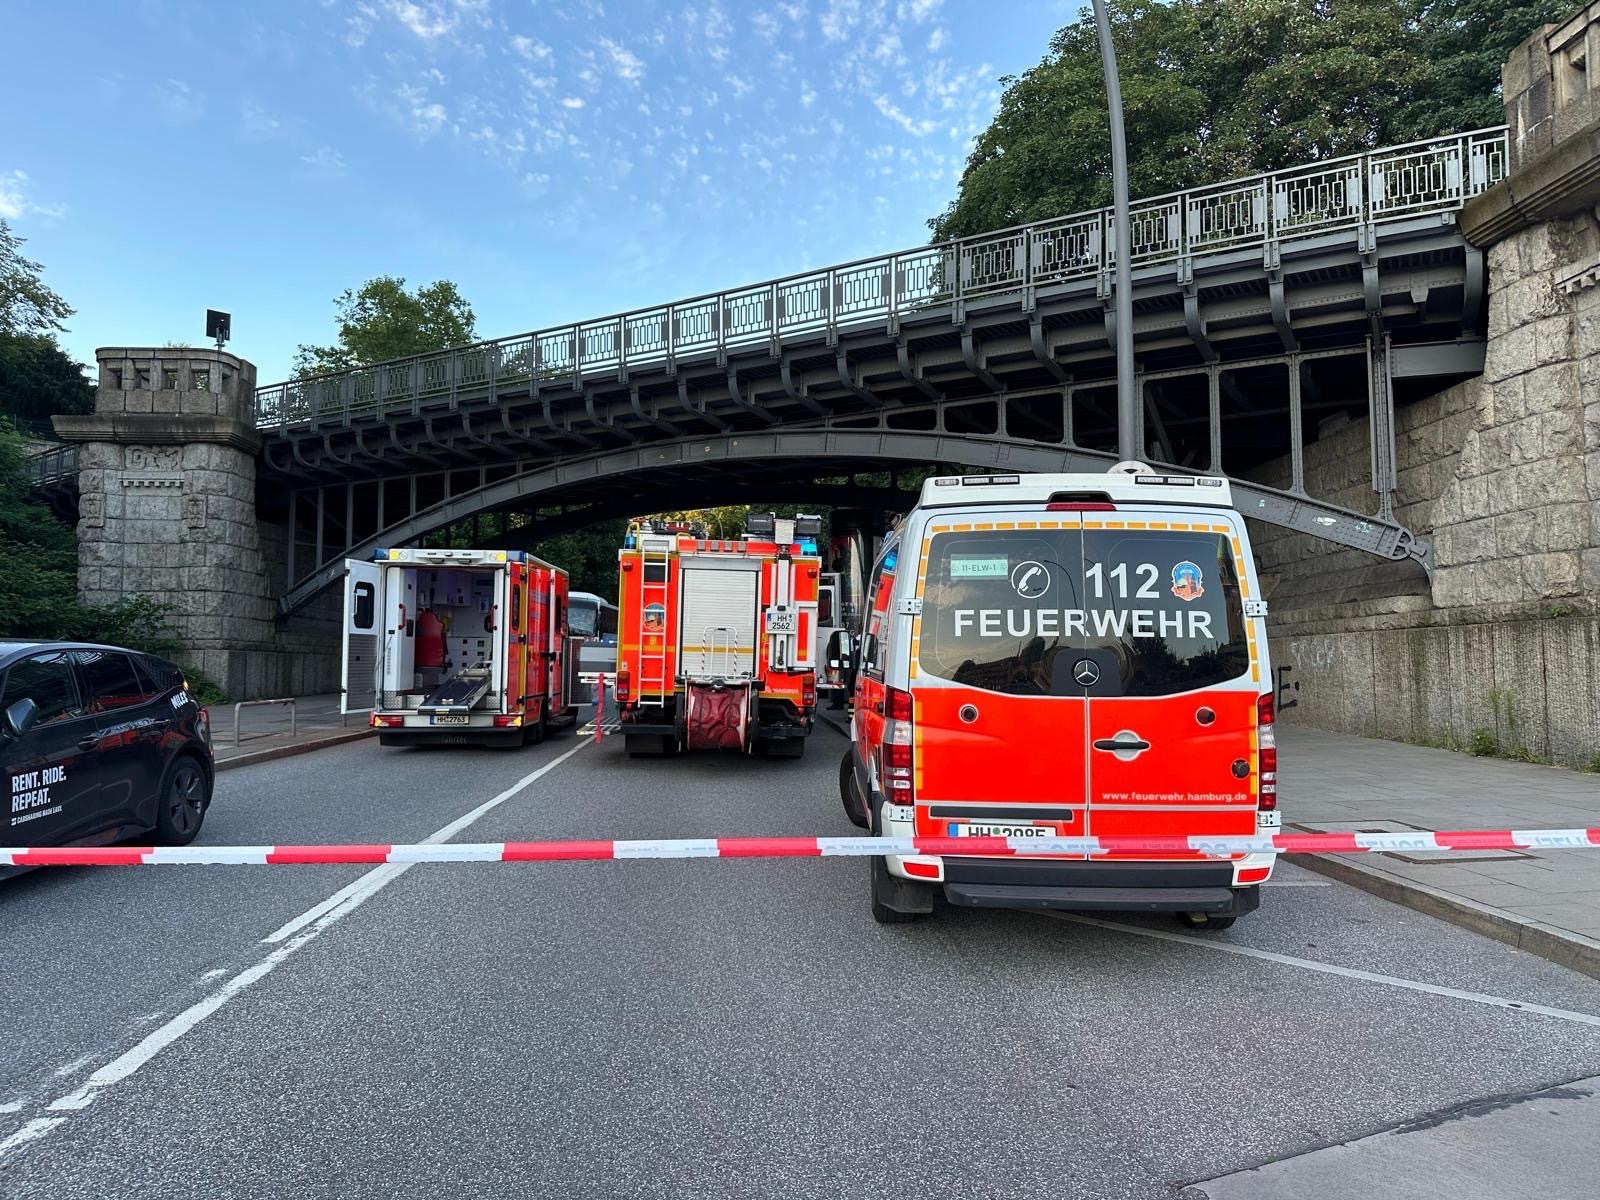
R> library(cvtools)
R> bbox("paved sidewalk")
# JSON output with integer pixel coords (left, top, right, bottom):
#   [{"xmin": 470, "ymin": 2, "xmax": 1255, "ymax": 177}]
[
  {"xmin": 210, "ymin": 693, "xmax": 371, "ymax": 770},
  {"xmin": 1282, "ymin": 726, "xmax": 1600, "ymax": 977}
]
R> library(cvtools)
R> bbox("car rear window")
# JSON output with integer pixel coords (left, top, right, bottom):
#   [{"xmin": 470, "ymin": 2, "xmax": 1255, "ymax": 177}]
[{"xmin": 917, "ymin": 525, "xmax": 1249, "ymax": 697}]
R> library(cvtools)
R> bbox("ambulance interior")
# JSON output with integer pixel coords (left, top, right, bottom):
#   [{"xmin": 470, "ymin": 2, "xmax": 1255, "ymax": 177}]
[{"xmin": 383, "ymin": 566, "xmax": 505, "ymax": 712}]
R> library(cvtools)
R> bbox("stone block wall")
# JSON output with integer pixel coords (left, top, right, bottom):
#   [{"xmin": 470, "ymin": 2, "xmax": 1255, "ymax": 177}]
[
  {"xmin": 1251, "ymin": 208, "xmax": 1600, "ymax": 768},
  {"xmin": 61, "ymin": 349, "xmax": 340, "ymax": 701}
]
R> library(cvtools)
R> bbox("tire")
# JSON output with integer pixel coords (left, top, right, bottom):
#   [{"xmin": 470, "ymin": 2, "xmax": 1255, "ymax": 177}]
[
  {"xmin": 154, "ymin": 755, "xmax": 210, "ymax": 846},
  {"xmin": 1178, "ymin": 912, "xmax": 1237, "ymax": 931},
  {"xmin": 525, "ymin": 709, "xmax": 547, "ymax": 745},
  {"xmin": 839, "ymin": 751, "xmax": 869, "ymax": 829}
]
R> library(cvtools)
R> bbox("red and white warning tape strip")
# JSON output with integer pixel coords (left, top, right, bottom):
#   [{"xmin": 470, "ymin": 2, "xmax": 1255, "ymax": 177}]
[{"xmin": 4, "ymin": 828, "xmax": 1598, "ymax": 867}]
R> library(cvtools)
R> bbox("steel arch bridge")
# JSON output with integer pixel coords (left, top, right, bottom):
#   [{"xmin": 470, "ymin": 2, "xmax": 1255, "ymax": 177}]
[{"xmin": 27, "ymin": 128, "xmax": 1510, "ymax": 614}]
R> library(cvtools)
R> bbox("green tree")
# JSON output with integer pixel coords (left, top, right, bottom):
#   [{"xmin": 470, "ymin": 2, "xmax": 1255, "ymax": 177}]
[
  {"xmin": 295, "ymin": 276, "xmax": 477, "ymax": 377},
  {"xmin": 930, "ymin": 0, "xmax": 1569, "ymax": 242},
  {"xmin": 0, "ymin": 332, "xmax": 94, "ymax": 424},
  {"xmin": 0, "ymin": 218, "xmax": 73, "ymax": 337}
]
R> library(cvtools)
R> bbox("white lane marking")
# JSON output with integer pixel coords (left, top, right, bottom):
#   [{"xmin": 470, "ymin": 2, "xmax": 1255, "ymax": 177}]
[
  {"xmin": 0, "ymin": 1102, "xmax": 22, "ymax": 1115},
  {"xmin": 52, "ymin": 1055, "xmax": 95, "ymax": 1079},
  {"xmin": 263, "ymin": 736, "xmax": 593, "ymax": 944},
  {"xmin": 1048, "ymin": 912, "xmax": 1600, "ymax": 1029},
  {"xmin": 199, "ymin": 968, "xmax": 227, "ymax": 982},
  {"xmin": 4, "ymin": 735, "xmax": 595, "ymax": 1160},
  {"xmin": 1262, "ymin": 880, "xmax": 1330, "ymax": 887},
  {"xmin": 0, "ymin": 1118, "xmax": 64, "ymax": 1156}
]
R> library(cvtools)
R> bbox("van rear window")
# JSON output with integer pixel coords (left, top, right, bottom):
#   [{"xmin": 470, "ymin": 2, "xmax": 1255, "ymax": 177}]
[{"xmin": 917, "ymin": 527, "xmax": 1249, "ymax": 697}]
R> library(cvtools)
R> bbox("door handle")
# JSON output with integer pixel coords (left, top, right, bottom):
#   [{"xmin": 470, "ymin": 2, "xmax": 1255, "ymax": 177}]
[
  {"xmin": 78, "ymin": 734, "xmax": 101, "ymax": 750},
  {"xmin": 1093, "ymin": 735, "xmax": 1151, "ymax": 753}
]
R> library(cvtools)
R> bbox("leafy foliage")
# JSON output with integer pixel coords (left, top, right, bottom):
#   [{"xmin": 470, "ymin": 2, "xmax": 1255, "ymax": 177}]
[
  {"xmin": 294, "ymin": 276, "xmax": 477, "ymax": 377},
  {"xmin": 0, "ymin": 331, "xmax": 94, "ymax": 424},
  {"xmin": 0, "ymin": 219, "xmax": 73, "ymax": 337},
  {"xmin": 930, "ymin": 0, "xmax": 1570, "ymax": 241}
]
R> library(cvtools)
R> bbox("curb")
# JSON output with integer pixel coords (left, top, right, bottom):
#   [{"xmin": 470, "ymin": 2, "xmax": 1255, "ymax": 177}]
[
  {"xmin": 215, "ymin": 729, "xmax": 374, "ymax": 773},
  {"xmin": 1296, "ymin": 850, "xmax": 1600, "ymax": 982}
]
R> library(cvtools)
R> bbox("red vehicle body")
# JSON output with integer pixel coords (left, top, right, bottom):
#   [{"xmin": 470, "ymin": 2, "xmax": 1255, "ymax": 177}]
[{"xmin": 614, "ymin": 515, "xmax": 822, "ymax": 758}]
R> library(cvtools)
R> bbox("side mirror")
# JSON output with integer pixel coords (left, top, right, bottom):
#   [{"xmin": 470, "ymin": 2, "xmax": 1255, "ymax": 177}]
[
  {"xmin": 857, "ymin": 633, "xmax": 878, "ymax": 677},
  {"xmin": 3, "ymin": 697, "xmax": 40, "ymax": 739}
]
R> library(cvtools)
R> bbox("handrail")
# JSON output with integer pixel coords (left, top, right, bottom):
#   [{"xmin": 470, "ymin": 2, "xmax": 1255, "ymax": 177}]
[
  {"xmin": 23, "ymin": 443, "xmax": 80, "ymax": 487},
  {"xmin": 232, "ymin": 697, "xmax": 296, "ymax": 746},
  {"xmin": 248, "ymin": 125, "xmax": 1509, "ymax": 433}
]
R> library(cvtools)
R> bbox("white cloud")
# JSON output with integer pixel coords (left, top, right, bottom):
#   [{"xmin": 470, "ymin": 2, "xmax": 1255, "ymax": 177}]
[
  {"xmin": 928, "ymin": 27, "xmax": 946, "ymax": 51},
  {"xmin": 0, "ymin": 171, "xmax": 63, "ymax": 221},
  {"xmin": 872, "ymin": 94, "xmax": 936, "ymax": 136},
  {"xmin": 598, "ymin": 37, "xmax": 645, "ymax": 81},
  {"xmin": 241, "ymin": 99, "xmax": 281, "ymax": 138},
  {"xmin": 393, "ymin": 83, "xmax": 449, "ymax": 137},
  {"xmin": 560, "ymin": 96, "xmax": 586, "ymax": 109},
  {"xmin": 799, "ymin": 82, "xmax": 817, "ymax": 108},
  {"xmin": 157, "ymin": 79, "xmax": 204, "ymax": 124},
  {"xmin": 387, "ymin": 0, "xmax": 456, "ymax": 39},
  {"xmin": 299, "ymin": 146, "xmax": 348, "ymax": 175},
  {"xmin": 902, "ymin": 0, "xmax": 941, "ymax": 20},
  {"xmin": 752, "ymin": 11, "xmax": 780, "ymax": 40},
  {"xmin": 511, "ymin": 34, "xmax": 552, "ymax": 61}
]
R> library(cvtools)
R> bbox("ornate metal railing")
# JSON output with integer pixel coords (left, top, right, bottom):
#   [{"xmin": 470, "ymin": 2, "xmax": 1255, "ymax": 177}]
[
  {"xmin": 24, "ymin": 443, "xmax": 80, "ymax": 488},
  {"xmin": 255, "ymin": 126, "xmax": 1509, "ymax": 431}
]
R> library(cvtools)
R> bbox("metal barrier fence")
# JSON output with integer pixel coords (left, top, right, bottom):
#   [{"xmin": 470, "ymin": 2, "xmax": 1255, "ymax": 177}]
[
  {"xmin": 254, "ymin": 127, "xmax": 1510, "ymax": 431},
  {"xmin": 232, "ymin": 698, "xmax": 297, "ymax": 746}
]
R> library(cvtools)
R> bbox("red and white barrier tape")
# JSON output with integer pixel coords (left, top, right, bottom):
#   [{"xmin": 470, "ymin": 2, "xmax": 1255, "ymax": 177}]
[{"xmin": 4, "ymin": 828, "xmax": 1598, "ymax": 867}]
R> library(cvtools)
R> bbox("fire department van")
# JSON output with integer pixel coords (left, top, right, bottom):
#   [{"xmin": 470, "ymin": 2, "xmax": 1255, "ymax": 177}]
[
  {"xmin": 840, "ymin": 466, "xmax": 1278, "ymax": 927},
  {"xmin": 341, "ymin": 547, "xmax": 583, "ymax": 747},
  {"xmin": 615, "ymin": 513, "xmax": 822, "ymax": 758}
]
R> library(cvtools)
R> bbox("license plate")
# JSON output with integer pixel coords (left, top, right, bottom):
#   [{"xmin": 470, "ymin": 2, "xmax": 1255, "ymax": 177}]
[
  {"xmin": 765, "ymin": 609, "xmax": 797, "ymax": 634},
  {"xmin": 947, "ymin": 822, "xmax": 1059, "ymax": 838},
  {"xmin": 431, "ymin": 714, "xmax": 469, "ymax": 726}
]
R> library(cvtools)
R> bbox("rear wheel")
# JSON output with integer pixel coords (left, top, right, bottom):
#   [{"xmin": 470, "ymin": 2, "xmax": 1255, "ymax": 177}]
[
  {"xmin": 525, "ymin": 709, "xmax": 547, "ymax": 745},
  {"xmin": 154, "ymin": 756, "xmax": 210, "ymax": 846},
  {"xmin": 839, "ymin": 751, "xmax": 869, "ymax": 829}
]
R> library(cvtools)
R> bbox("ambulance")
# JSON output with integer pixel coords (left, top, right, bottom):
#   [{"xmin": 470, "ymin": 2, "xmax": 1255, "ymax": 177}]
[
  {"xmin": 615, "ymin": 513, "xmax": 822, "ymax": 758},
  {"xmin": 839, "ymin": 466, "xmax": 1278, "ymax": 927},
  {"xmin": 341, "ymin": 547, "xmax": 584, "ymax": 747}
]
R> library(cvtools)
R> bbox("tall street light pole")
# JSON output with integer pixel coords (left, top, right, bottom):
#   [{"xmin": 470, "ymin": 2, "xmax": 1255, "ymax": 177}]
[{"xmin": 1091, "ymin": 0, "xmax": 1137, "ymax": 463}]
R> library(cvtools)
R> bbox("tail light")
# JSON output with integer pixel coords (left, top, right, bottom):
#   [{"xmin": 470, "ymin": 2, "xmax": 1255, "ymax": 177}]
[
  {"xmin": 881, "ymin": 686, "xmax": 915, "ymax": 802},
  {"xmin": 801, "ymin": 672, "xmax": 817, "ymax": 710},
  {"xmin": 616, "ymin": 665, "xmax": 632, "ymax": 703},
  {"xmin": 493, "ymin": 715, "xmax": 523, "ymax": 727},
  {"xmin": 371, "ymin": 714, "xmax": 405, "ymax": 728},
  {"xmin": 1256, "ymin": 692, "xmax": 1277, "ymax": 811}
]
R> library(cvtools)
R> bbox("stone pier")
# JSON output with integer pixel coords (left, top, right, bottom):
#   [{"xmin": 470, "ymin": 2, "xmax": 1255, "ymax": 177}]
[
  {"xmin": 1253, "ymin": 6, "xmax": 1600, "ymax": 769},
  {"xmin": 54, "ymin": 348, "xmax": 335, "ymax": 698}
]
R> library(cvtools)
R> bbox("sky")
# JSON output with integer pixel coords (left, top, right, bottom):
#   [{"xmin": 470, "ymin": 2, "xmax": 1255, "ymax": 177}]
[{"xmin": 2, "ymin": 0, "xmax": 1073, "ymax": 386}]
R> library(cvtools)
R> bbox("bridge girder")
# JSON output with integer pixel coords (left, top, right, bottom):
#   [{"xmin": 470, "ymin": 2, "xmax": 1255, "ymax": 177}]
[{"xmin": 276, "ymin": 427, "xmax": 1427, "ymax": 617}]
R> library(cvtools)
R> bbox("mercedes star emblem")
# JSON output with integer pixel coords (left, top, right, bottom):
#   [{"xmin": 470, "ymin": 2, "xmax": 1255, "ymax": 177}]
[{"xmin": 1073, "ymin": 659, "xmax": 1101, "ymax": 686}]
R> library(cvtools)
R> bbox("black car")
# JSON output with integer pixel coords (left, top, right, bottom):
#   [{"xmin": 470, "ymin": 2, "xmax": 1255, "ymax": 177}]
[{"xmin": 2, "ymin": 641, "xmax": 214, "ymax": 857}]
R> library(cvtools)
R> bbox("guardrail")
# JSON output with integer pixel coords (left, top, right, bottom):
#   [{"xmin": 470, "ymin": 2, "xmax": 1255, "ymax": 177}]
[
  {"xmin": 254, "ymin": 126, "xmax": 1510, "ymax": 432},
  {"xmin": 24, "ymin": 443, "xmax": 80, "ymax": 488},
  {"xmin": 232, "ymin": 698, "xmax": 296, "ymax": 746}
]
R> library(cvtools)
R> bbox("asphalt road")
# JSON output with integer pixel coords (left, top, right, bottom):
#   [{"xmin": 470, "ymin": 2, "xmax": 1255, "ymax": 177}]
[{"xmin": 5, "ymin": 720, "xmax": 1600, "ymax": 1199}]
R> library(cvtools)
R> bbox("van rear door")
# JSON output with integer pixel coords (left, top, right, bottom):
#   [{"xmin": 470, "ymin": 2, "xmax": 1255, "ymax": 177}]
[
  {"xmin": 1077, "ymin": 514, "xmax": 1259, "ymax": 852},
  {"xmin": 909, "ymin": 514, "xmax": 1090, "ymax": 840}
]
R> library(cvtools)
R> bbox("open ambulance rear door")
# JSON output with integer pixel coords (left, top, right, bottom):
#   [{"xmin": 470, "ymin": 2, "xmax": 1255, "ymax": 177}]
[{"xmin": 342, "ymin": 558, "xmax": 383, "ymax": 716}]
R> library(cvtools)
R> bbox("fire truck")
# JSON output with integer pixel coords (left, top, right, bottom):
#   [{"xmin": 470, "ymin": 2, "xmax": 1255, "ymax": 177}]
[
  {"xmin": 614, "ymin": 513, "xmax": 823, "ymax": 758},
  {"xmin": 341, "ymin": 547, "xmax": 584, "ymax": 747}
]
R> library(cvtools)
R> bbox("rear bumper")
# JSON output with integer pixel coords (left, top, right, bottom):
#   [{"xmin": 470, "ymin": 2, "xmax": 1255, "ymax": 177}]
[
  {"xmin": 941, "ymin": 859, "xmax": 1259, "ymax": 916},
  {"xmin": 377, "ymin": 729, "xmax": 521, "ymax": 747}
]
